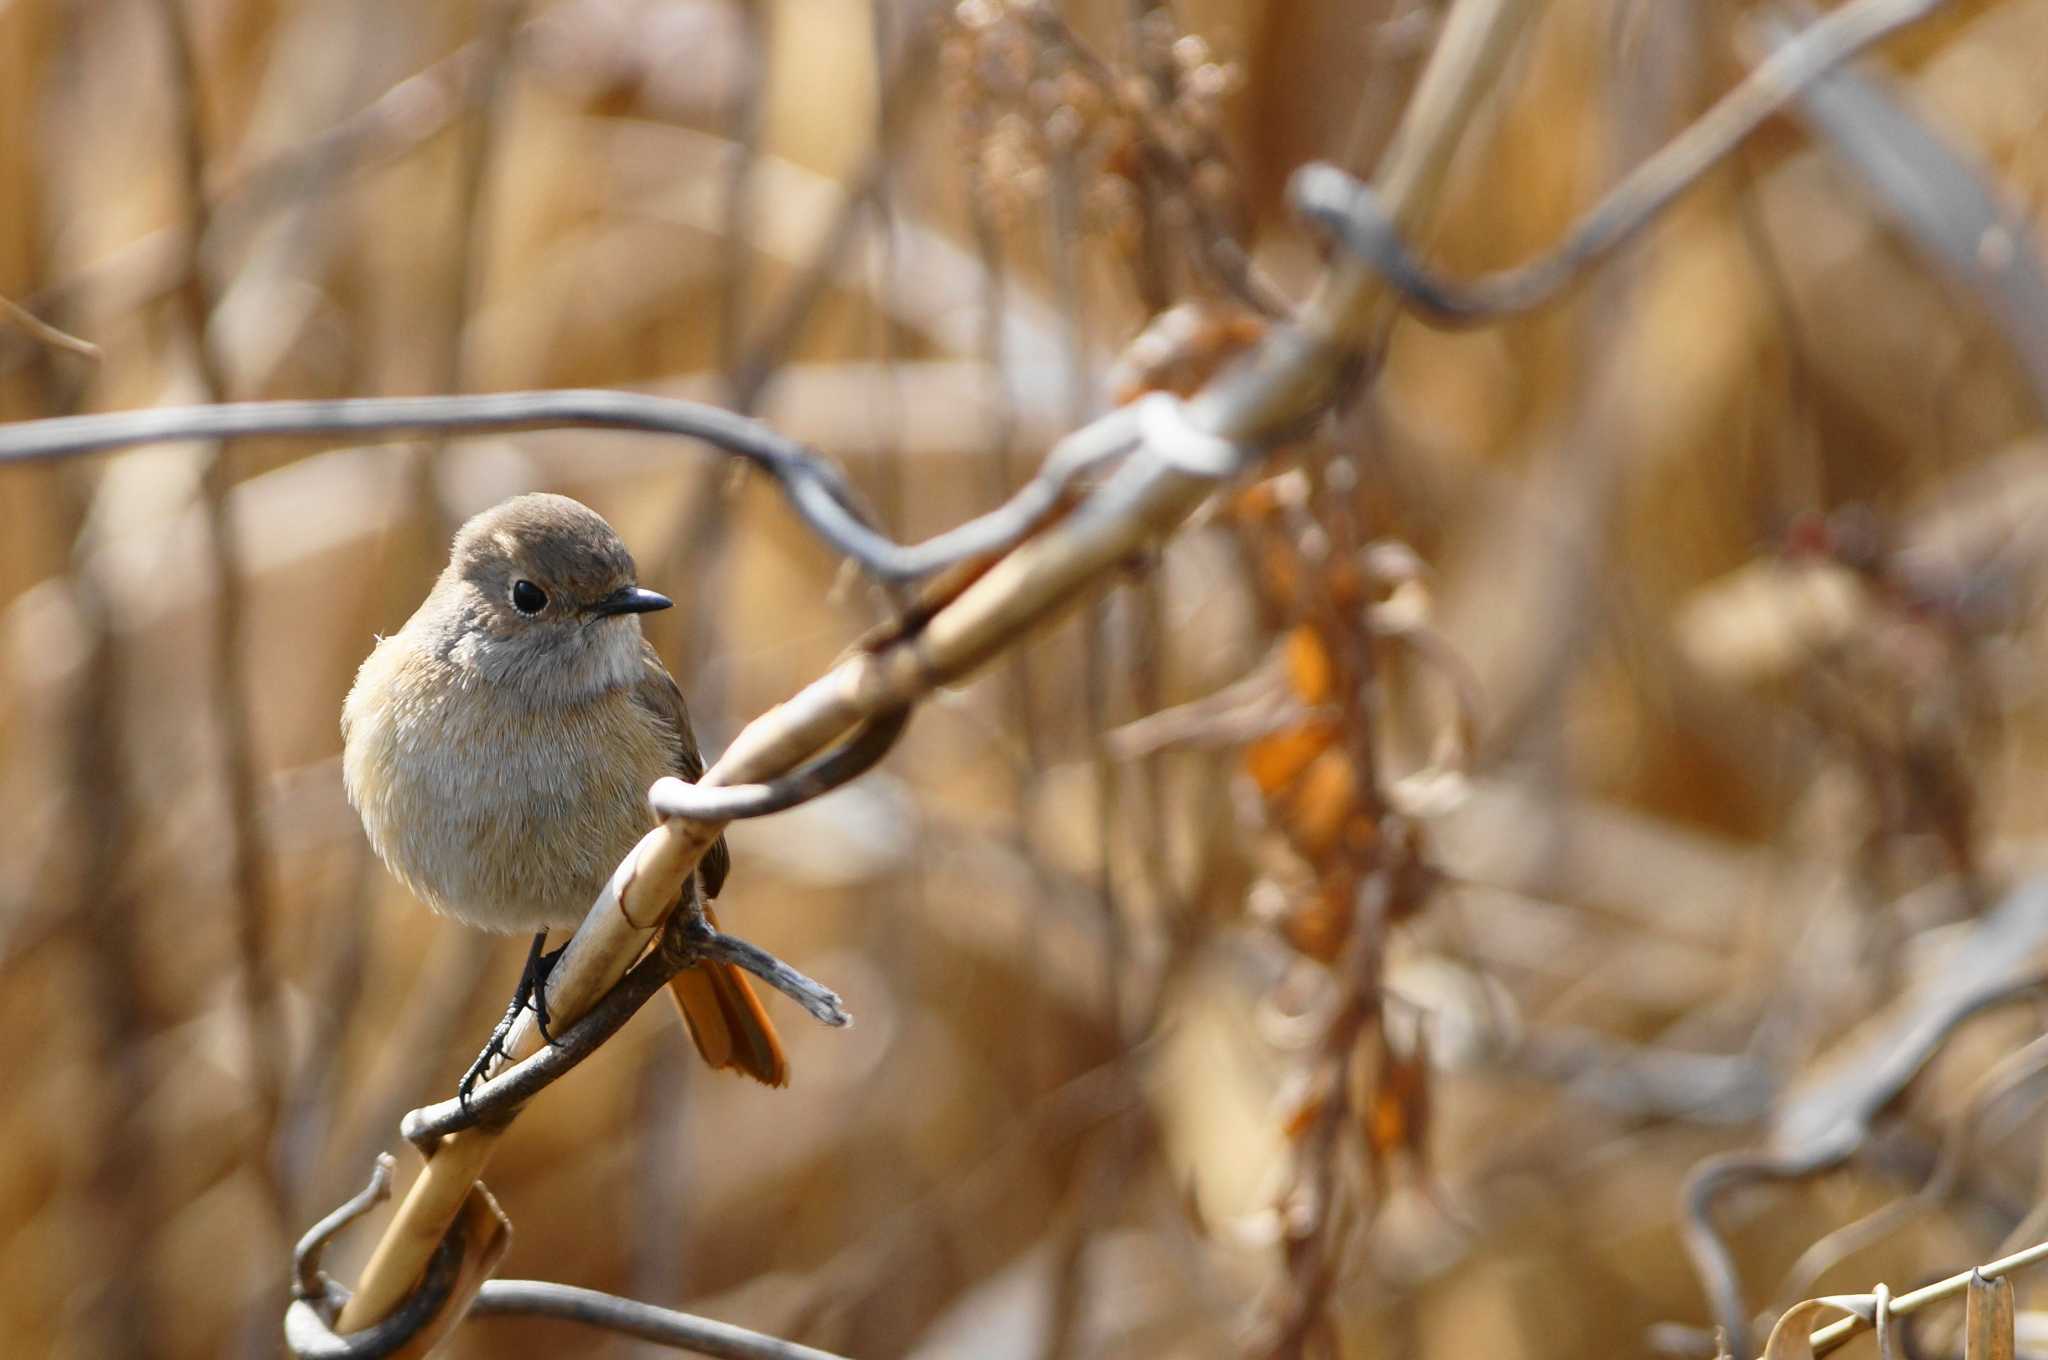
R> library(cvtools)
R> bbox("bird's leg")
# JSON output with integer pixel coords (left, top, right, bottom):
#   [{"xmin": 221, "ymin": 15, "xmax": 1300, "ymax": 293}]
[
  {"xmin": 519, "ymin": 928, "xmax": 565, "ymax": 1045},
  {"xmin": 456, "ymin": 931, "xmax": 562, "ymax": 1110}
]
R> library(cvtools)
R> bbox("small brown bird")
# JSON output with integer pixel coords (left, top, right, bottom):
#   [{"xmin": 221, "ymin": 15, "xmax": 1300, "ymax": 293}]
[{"xmin": 341, "ymin": 492, "xmax": 787, "ymax": 1087}]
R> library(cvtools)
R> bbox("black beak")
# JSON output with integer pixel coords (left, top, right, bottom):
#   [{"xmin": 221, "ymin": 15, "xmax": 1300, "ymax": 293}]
[{"xmin": 591, "ymin": 585, "xmax": 673, "ymax": 617}]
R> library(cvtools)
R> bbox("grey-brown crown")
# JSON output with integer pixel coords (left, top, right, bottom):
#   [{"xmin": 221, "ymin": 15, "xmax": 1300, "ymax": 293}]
[{"xmin": 448, "ymin": 492, "xmax": 639, "ymax": 605}]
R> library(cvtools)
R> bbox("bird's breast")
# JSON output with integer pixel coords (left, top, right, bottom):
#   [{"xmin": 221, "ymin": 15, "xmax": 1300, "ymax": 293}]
[{"xmin": 342, "ymin": 639, "xmax": 672, "ymax": 932}]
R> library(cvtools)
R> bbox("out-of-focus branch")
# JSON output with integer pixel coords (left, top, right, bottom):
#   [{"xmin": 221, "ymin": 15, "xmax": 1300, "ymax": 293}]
[
  {"xmin": 150, "ymin": 0, "xmax": 293, "ymax": 1248},
  {"xmin": 1768, "ymin": 1236, "xmax": 2048, "ymax": 1360},
  {"xmin": 0, "ymin": 293, "xmax": 99, "ymax": 360},
  {"xmin": 1754, "ymin": 3, "xmax": 2048, "ymax": 414},
  {"xmin": 1770, "ymin": 1029, "xmax": 2048, "ymax": 1309},
  {"xmin": 468, "ymin": 1282, "xmax": 852, "ymax": 1360},
  {"xmin": 1294, "ymin": 0, "xmax": 1951, "ymax": 326},
  {"xmin": 722, "ymin": 0, "xmax": 950, "ymax": 414},
  {"xmin": 1682, "ymin": 941, "xmax": 2048, "ymax": 1358},
  {"xmin": 0, "ymin": 390, "xmax": 1139, "ymax": 584},
  {"xmin": 413, "ymin": 0, "xmax": 523, "ymax": 543}
]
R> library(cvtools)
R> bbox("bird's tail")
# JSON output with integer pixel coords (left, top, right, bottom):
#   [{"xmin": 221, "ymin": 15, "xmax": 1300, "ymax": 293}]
[{"xmin": 664, "ymin": 906, "xmax": 788, "ymax": 1086}]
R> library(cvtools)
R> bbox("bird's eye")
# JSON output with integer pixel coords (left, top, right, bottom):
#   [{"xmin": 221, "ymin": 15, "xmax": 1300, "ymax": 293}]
[{"xmin": 510, "ymin": 580, "xmax": 548, "ymax": 615}]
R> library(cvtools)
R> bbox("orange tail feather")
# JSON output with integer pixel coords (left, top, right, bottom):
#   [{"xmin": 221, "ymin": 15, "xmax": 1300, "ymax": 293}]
[{"xmin": 664, "ymin": 907, "xmax": 787, "ymax": 1086}]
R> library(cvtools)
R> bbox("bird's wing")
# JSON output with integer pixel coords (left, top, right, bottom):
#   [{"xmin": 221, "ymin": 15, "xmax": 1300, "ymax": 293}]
[{"xmin": 632, "ymin": 640, "xmax": 731, "ymax": 899}]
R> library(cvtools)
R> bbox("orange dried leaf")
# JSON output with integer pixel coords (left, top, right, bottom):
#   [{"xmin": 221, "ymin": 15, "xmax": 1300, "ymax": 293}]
[
  {"xmin": 1231, "ymin": 479, "xmax": 1281, "ymax": 520},
  {"xmin": 1255, "ymin": 537, "xmax": 1303, "ymax": 610},
  {"xmin": 1280, "ymin": 1082, "xmax": 1329, "ymax": 1140},
  {"xmin": 1285, "ymin": 625, "xmax": 1336, "ymax": 705},
  {"xmin": 1284, "ymin": 748, "xmax": 1358, "ymax": 858},
  {"xmin": 1366, "ymin": 1029, "xmax": 1431, "ymax": 1161},
  {"xmin": 1281, "ymin": 889, "xmax": 1351, "ymax": 963},
  {"xmin": 1344, "ymin": 816, "xmax": 1381, "ymax": 856},
  {"xmin": 1326, "ymin": 557, "xmax": 1365, "ymax": 610},
  {"xmin": 1244, "ymin": 719, "xmax": 1338, "ymax": 795}
]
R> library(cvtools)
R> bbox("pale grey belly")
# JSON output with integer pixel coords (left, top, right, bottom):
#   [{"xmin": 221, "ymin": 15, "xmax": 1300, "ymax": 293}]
[{"xmin": 352, "ymin": 707, "xmax": 670, "ymax": 934}]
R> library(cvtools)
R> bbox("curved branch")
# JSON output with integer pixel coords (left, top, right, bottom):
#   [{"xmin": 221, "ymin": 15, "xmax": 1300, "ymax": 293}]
[
  {"xmin": 0, "ymin": 389, "xmax": 1139, "ymax": 584},
  {"xmin": 285, "ymin": 1227, "xmax": 465, "ymax": 1360},
  {"xmin": 1682, "ymin": 971, "xmax": 2048, "ymax": 1358},
  {"xmin": 648, "ymin": 707, "xmax": 909, "ymax": 821},
  {"xmin": 293, "ymin": 1154, "xmax": 396, "ymax": 1302},
  {"xmin": 1292, "ymin": 0, "xmax": 1950, "ymax": 326},
  {"xmin": 470, "ymin": 1281, "xmax": 850, "ymax": 1360}
]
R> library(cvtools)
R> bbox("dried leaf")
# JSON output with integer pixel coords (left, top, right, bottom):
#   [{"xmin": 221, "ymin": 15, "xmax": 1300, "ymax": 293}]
[
  {"xmin": 1364, "ymin": 1026, "xmax": 1432, "ymax": 1168},
  {"xmin": 1281, "ymin": 885, "xmax": 1352, "ymax": 963},
  {"xmin": 1279, "ymin": 1079, "xmax": 1329, "ymax": 1141},
  {"xmin": 1285, "ymin": 624, "xmax": 1336, "ymax": 706},
  {"xmin": 1285, "ymin": 748, "xmax": 1360, "ymax": 858},
  {"xmin": 1762, "ymin": 1296, "xmax": 1877, "ymax": 1360},
  {"xmin": 1232, "ymin": 479, "xmax": 1282, "ymax": 521},
  {"xmin": 1244, "ymin": 719, "xmax": 1339, "ymax": 796}
]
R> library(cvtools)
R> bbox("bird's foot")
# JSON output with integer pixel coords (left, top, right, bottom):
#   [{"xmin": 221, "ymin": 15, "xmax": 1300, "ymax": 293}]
[
  {"xmin": 457, "ymin": 989, "xmax": 523, "ymax": 1112},
  {"xmin": 456, "ymin": 931, "xmax": 565, "ymax": 1111}
]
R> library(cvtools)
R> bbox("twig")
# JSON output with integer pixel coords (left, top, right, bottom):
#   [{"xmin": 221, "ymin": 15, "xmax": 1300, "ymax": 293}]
[
  {"xmin": 1263, "ymin": 871, "xmax": 1393, "ymax": 1360},
  {"xmin": 648, "ymin": 0, "xmax": 768, "ymax": 735},
  {"xmin": 692, "ymin": 925, "xmax": 850, "ymax": 1026},
  {"xmin": 863, "ymin": 0, "xmax": 909, "ymax": 534},
  {"xmin": 24, "ymin": 33, "xmax": 150, "ymax": 1354},
  {"xmin": 717, "ymin": 0, "xmax": 767, "ymax": 385},
  {"xmin": 1038, "ymin": 75, "xmax": 1113, "ymax": 1355},
  {"xmin": 0, "ymin": 293, "xmax": 99, "ymax": 361},
  {"xmin": 58, "ymin": 490, "xmax": 159, "ymax": 1360},
  {"xmin": 1292, "ymin": 0, "xmax": 1952, "ymax": 325}
]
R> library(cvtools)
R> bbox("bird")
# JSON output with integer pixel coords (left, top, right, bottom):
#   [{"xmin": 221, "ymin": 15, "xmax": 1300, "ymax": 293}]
[{"xmin": 341, "ymin": 491, "xmax": 787, "ymax": 1091}]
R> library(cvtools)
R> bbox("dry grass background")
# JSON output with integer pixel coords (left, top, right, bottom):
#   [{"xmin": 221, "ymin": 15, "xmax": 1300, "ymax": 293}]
[{"xmin": 7, "ymin": 0, "xmax": 2048, "ymax": 1356}]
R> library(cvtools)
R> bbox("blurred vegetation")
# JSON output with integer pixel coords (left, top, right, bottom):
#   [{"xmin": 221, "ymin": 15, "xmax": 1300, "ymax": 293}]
[{"xmin": 7, "ymin": 0, "xmax": 2048, "ymax": 1357}]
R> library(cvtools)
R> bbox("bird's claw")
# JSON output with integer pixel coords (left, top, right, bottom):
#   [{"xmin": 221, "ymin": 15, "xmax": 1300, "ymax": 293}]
[{"xmin": 456, "ymin": 931, "xmax": 565, "ymax": 1110}]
